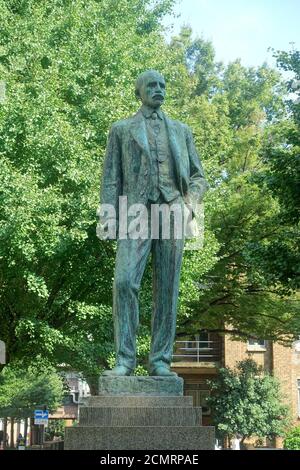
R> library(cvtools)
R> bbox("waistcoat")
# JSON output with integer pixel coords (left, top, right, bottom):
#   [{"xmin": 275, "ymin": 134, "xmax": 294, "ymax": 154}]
[{"xmin": 145, "ymin": 113, "xmax": 180, "ymax": 203}]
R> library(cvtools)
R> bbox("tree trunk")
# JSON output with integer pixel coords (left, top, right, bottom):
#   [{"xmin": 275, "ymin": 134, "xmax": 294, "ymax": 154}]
[
  {"xmin": 30, "ymin": 418, "xmax": 34, "ymax": 446},
  {"xmin": 24, "ymin": 418, "xmax": 28, "ymax": 447},
  {"xmin": 17, "ymin": 420, "xmax": 20, "ymax": 441},
  {"xmin": 9, "ymin": 417, "xmax": 14, "ymax": 448},
  {"xmin": 3, "ymin": 418, "xmax": 7, "ymax": 450}
]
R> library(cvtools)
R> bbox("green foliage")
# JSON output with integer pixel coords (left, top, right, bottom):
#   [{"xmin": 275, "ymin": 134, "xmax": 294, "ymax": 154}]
[
  {"xmin": 274, "ymin": 49, "xmax": 300, "ymax": 123},
  {"xmin": 0, "ymin": 0, "xmax": 181, "ymax": 378},
  {"xmin": 0, "ymin": 0, "xmax": 299, "ymax": 380},
  {"xmin": 207, "ymin": 359, "xmax": 290, "ymax": 441},
  {"xmin": 45, "ymin": 419, "xmax": 65, "ymax": 441},
  {"xmin": 260, "ymin": 49, "xmax": 300, "ymax": 224},
  {"xmin": 283, "ymin": 426, "xmax": 300, "ymax": 450},
  {"xmin": 0, "ymin": 359, "xmax": 65, "ymax": 418},
  {"xmin": 222, "ymin": 61, "xmax": 285, "ymax": 127},
  {"xmin": 170, "ymin": 30, "xmax": 300, "ymax": 342},
  {"xmin": 249, "ymin": 48, "xmax": 300, "ymax": 317},
  {"xmin": 170, "ymin": 26, "xmax": 222, "ymax": 97}
]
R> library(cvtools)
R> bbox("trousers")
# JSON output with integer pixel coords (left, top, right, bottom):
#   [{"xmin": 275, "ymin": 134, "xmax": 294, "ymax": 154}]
[{"xmin": 113, "ymin": 195, "xmax": 185, "ymax": 370}]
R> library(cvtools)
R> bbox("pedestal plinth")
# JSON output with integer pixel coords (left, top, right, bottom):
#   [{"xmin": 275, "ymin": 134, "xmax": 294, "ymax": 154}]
[{"xmin": 64, "ymin": 376, "xmax": 215, "ymax": 450}]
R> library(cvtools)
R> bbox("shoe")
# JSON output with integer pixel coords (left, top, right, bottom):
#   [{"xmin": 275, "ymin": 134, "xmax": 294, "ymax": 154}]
[
  {"xmin": 150, "ymin": 366, "xmax": 177, "ymax": 377},
  {"xmin": 102, "ymin": 365, "xmax": 133, "ymax": 376}
]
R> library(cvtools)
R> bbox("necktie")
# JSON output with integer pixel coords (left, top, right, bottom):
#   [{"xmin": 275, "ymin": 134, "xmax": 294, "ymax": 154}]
[{"xmin": 150, "ymin": 112, "xmax": 160, "ymax": 136}]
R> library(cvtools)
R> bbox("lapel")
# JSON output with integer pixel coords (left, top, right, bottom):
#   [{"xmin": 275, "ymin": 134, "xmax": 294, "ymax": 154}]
[
  {"xmin": 164, "ymin": 114, "xmax": 182, "ymax": 187},
  {"xmin": 164, "ymin": 115, "xmax": 180, "ymax": 166},
  {"xmin": 130, "ymin": 111, "xmax": 151, "ymax": 159}
]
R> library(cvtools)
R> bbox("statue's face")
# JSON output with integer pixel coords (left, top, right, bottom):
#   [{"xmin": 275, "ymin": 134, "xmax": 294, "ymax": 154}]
[{"xmin": 138, "ymin": 72, "xmax": 166, "ymax": 108}]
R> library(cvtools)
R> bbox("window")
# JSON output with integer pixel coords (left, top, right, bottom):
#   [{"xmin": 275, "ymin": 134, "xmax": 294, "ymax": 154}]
[
  {"xmin": 248, "ymin": 339, "xmax": 265, "ymax": 347},
  {"xmin": 184, "ymin": 332, "xmax": 210, "ymax": 350},
  {"xmin": 247, "ymin": 339, "xmax": 266, "ymax": 351},
  {"xmin": 198, "ymin": 332, "xmax": 210, "ymax": 349}
]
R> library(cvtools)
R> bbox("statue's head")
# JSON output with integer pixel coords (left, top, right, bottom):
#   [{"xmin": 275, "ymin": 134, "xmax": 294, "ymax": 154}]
[{"xmin": 135, "ymin": 69, "xmax": 166, "ymax": 109}]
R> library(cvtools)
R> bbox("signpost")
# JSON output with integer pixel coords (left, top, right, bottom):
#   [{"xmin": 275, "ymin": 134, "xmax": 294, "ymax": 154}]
[
  {"xmin": 34, "ymin": 410, "xmax": 49, "ymax": 448},
  {"xmin": 34, "ymin": 410, "xmax": 49, "ymax": 426}
]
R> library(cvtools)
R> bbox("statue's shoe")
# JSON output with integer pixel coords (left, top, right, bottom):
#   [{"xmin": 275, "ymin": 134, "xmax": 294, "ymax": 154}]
[
  {"xmin": 102, "ymin": 366, "xmax": 133, "ymax": 376},
  {"xmin": 150, "ymin": 366, "xmax": 178, "ymax": 377}
]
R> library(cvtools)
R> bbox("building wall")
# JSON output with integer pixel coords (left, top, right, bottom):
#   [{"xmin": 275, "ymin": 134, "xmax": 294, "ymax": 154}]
[
  {"xmin": 224, "ymin": 337, "xmax": 273, "ymax": 372},
  {"xmin": 224, "ymin": 336, "xmax": 300, "ymax": 425},
  {"xmin": 177, "ymin": 335, "xmax": 300, "ymax": 449},
  {"xmin": 272, "ymin": 341, "xmax": 300, "ymax": 449}
]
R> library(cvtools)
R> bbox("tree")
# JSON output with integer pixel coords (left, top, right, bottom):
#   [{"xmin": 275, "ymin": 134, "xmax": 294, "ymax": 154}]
[
  {"xmin": 1, "ymin": 1, "xmax": 299, "ymax": 383},
  {"xmin": 0, "ymin": 360, "xmax": 65, "ymax": 419},
  {"xmin": 170, "ymin": 26, "xmax": 222, "ymax": 97},
  {"xmin": 0, "ymin": 0, "xmax": 190, "ymax": 384},
  {"xmin": 264, "ymin": 50, "xmax": 299, "ymax": 236},
  {"xmin": 0, "ymin": 359, "xmax": 65, "ymax": 448},
  {"xmin": 167, "ymin": 31, "xmax": 300, "ymax": 343},
  {"xmin": 207, "ymin": 359, "xmax": 290, "ymax": 445},
  {"xmin": 44, "ymin": 419, "xmax": 65, "ymax": 442}
]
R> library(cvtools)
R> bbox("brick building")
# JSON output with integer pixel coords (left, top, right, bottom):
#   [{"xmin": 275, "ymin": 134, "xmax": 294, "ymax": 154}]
[{"xmin": 171, "ymin": 332, "xmax": 300, "ymax": 447}]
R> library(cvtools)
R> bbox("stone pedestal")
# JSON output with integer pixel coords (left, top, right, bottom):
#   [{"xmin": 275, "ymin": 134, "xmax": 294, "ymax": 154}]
[{"xmin": 64, "ymin": 376, "xmax": 215, "ymax": 450}]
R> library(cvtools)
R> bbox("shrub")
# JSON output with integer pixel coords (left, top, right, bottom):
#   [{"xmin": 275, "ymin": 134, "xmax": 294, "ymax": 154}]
[{"xmin": 284, "ymin": 426, "xmax": 300, "ymax": 450}]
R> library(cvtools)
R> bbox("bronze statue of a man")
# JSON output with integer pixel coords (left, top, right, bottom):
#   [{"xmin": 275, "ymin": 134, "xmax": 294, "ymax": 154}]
[{"xmin": 99, "ymin": 70, "xmax": 209, "ymax": 376}]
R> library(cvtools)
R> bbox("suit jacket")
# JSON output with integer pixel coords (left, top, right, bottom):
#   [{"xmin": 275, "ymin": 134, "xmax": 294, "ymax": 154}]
[{"xmin": 100, "ymin": 108, "xmax": 209, "ymax": 225}]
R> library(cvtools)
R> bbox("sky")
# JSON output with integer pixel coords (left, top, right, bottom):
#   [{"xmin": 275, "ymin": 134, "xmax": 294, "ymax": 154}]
[{"xmin": 163, "ymin": 0, "xmax": 300, "ymax": 68}]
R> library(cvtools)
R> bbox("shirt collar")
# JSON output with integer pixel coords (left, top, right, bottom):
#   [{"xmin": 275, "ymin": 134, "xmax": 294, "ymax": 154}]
[{"xmin": 140, "ymin": 104, "xmax": 163, "ymax": 120}]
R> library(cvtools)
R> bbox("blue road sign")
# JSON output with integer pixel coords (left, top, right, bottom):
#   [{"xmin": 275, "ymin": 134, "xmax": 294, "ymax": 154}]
[{"xmin": 34, "ymin": 410, "xmax": 49, "ymax": 425}]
